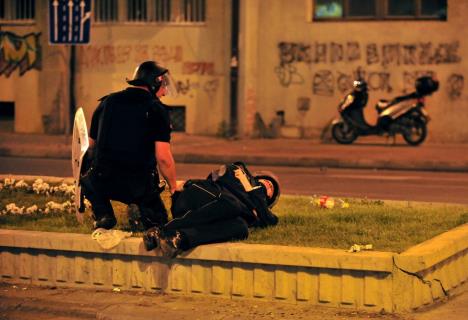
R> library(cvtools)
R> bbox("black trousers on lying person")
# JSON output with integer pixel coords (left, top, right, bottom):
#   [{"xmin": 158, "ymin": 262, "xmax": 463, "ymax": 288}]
[{"xmin": 163, "ymin": 181, "xmax": 250, "ymax": 250}]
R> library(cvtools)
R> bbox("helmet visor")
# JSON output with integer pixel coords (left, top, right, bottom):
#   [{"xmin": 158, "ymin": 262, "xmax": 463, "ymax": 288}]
[{"xmin": 160, "ymin": 73, "xmax": 178, "ymax": 98}]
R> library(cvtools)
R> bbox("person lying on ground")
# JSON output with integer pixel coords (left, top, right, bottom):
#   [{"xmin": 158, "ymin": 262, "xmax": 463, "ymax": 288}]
[{"xmin": 142, "ymin": 162, "xmax": 280, "ymax": 258}]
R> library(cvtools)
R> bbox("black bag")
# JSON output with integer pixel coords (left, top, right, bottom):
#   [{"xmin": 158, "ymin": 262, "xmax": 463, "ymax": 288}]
[{"xmin": 416, "ymin": 76, "xmax": 439, "ymax": 96}]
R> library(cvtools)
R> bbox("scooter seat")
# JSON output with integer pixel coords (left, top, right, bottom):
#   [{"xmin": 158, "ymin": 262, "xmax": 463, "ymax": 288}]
[{"xmin": 375, "ymin": 100, "xmax": 390, "ymax": 112}]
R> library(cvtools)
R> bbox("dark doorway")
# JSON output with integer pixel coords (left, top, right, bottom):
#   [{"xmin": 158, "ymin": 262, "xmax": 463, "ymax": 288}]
[{"xmin": 0, "ymin": 102, "xmax": 14, "ymax": 132}]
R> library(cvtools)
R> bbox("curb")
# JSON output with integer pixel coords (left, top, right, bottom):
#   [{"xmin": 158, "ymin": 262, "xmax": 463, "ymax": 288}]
[
  {"xmin": 0, "ymin": 225, "xmax": 466, "ymax": 312},
  {"xmin": 174, "ymin": 153, "xmax": 468, "ymax": 172}
]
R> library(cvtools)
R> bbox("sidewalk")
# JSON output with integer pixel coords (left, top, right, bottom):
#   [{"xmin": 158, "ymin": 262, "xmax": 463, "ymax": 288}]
[
  {"xmin": 1, "ymin": 131, "xmax": 468, "ymax": 171},
  {"xmin": 0, "ymin": 281, "xmax": 466, "ymax": 320}
]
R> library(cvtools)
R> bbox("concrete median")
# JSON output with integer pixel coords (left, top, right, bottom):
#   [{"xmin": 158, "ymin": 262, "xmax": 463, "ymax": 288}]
[{"xmin": 0, "ymin": 224, "xmax": 466, "ymax": 312}]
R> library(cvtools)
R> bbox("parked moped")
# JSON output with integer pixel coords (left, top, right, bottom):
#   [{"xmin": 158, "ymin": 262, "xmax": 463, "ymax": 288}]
[{"xmin": 331, "ymin": 76, "xmax": 439, "ymax": 146}]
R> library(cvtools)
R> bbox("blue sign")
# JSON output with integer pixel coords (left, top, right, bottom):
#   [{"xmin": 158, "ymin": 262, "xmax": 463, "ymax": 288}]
[{"xmin": 49, "ymin": 0, "xmax": 91, "ymax": 44}]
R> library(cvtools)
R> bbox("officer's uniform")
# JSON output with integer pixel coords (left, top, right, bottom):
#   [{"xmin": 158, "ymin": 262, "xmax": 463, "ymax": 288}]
[{"xmin": 82, "ymin": 87, "xmax": 171, "ymax": 230}]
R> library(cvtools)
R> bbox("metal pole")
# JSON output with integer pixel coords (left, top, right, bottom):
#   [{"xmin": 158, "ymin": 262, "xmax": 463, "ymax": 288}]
[
  {"xmin": 69, "ymin": 45, "xmax": 76, "ymax": 135},
  {"xmin": 229, "ymin": 0, "xmax": 240, "ymax": 137}
]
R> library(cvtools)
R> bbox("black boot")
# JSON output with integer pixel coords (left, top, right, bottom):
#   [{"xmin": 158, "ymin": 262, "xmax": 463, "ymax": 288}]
[
  {"xmin": 127, "ymin": 204, "xmax": 145, "ymax": 232},
  {"xmin": 143, "ymin": 227, "xmax": 162, "ymax": 251},
  {"xmin": 159, "ymin": 231, "xmax": 184, "ymax": 258},
  {"xmin": 93, "ymin": 215, "xmax": 117, "ymax": 230}
]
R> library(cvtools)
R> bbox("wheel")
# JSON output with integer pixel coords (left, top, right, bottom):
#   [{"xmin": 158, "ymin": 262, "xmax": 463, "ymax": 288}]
[
  {"xmin": 331, "ymin": 121, "xmax": 357, "ymax": 144},
  {"xmin": 402, "ymin": 118, "xmax": 427, "ymax": 146}
]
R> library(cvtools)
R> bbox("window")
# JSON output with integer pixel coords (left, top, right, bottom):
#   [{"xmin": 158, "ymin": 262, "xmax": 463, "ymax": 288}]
[
  {"xmin": 0, "ymin": 0, "xmax": 35, "ymax": 22},
  {"xmin": 127, "ymin": 0, "xmax": 147, "ymax": 22},
  {"xmin": 0, "ymin": 0, "xmax": 5, "ymax": 19},
  {"xmin": 93, "ymin": 0, "xmax": 206, "ymax": 24},
  {"xmin": 313, "ymin": 0, "xmax": 447, "ymax": 20},
  {"xmin": 155, "ymin": 0, "xmax": 171, "ymax": 22},
  {"xmin": 0, "ymin": 102, "xmax": 14, "ymax": 133},
  {"xmin": 157, "ymin": 0, "xmax": 206, "ymax": 23},
  {"xmin": 95, "ymin": 0, "xmax": 118, "ymax": 22},
  {"xmin": 169, "ymin": 106, "xmax": 186, "ymax": 132},
  {"xmin": 181, "ymin": 0, "xmax": 205, "ymax": 22},
  {"xmin": 420, "ymin": 0, "xmax": 447, "ymax": 18},
  {"xmin": 315, "ymin": 0, "xmax": 343, "ymax": 18},
  {"xmin": 388, "ymin": 0, "xmax": 415, "ymax": 16},
  {"xmin": 349, "ymin": 0, "xmax": 376, "ymax": 17}
]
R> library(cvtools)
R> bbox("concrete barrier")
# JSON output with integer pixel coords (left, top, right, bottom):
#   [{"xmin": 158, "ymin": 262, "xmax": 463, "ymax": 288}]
[{"xmin": 0, "ymin": 225, "xmax": 467, "ymax": 312}]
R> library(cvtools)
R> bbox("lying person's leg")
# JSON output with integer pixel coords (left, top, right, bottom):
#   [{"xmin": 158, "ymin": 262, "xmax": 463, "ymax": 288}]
[
  {"xmin": 166, "ymin": 196, "xmax": 244, "ymax": 230},
  {"xmin": 144, "ymin": 217, "xmax": 249, "ymax": 258}
]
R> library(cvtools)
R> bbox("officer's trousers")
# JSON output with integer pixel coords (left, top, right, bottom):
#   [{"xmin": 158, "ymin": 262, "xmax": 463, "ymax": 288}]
[{"xmin": 81, "ymin": 166, "xmax": 168, "ymax": 230}]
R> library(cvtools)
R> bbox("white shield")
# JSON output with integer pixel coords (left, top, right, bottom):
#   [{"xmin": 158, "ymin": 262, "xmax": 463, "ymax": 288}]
[{"xmin": 71, "ymin": 108, "xmax": 89, "ymax": 223}]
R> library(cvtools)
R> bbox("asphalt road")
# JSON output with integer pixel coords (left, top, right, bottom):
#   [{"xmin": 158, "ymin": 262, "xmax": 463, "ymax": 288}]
[{"xmin": 1, "ymin": 156, "xmax": 467, "ymax": 204}]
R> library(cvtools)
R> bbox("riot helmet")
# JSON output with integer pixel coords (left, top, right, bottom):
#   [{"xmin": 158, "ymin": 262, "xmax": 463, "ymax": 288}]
[
  {"xmin": 353, "ymin": 79, "xmax": 368, "ymax": 92},
  {"xmin": 127, "ymin": 61, "xmax": 177, "ymax": 97},
  {"xmin": 254, "ymin": 171, "xmax": 281, "ymax": 208}
]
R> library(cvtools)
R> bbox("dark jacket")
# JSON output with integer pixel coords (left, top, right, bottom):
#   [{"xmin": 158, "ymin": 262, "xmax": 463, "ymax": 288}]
[
  {"xmin": 89, "ymin": 87, "xmax": 171, "ymax": 171},
  {"xmin": 171, "ymin": 162, "xmax": 278, "ymax": 228}
]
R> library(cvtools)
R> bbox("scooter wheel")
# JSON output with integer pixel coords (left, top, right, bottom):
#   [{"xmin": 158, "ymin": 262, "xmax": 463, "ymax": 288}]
[
  {"xmin": 402, "ymin": 120, "xmax": 427, "ymax": 146},
  {"xmin": 332, "ymin": 122, "xmax": 357, "ymax": 144}
]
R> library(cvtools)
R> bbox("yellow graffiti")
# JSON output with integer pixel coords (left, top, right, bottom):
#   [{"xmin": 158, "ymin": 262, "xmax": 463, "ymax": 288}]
[{"xmin": 0, "ymin": 31, "xmax": 41, "ymax": 77}]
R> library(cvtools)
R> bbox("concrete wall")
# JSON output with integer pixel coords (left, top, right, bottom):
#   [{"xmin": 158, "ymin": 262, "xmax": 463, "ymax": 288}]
[
  {"xmin": 1, "ymin": 0, "xmax": 230, "ymax": 136},
  {"xmin": 243, "ymin": 0, "xmax": 468, "ymax": 142},
  {"xmin": 0, "ymin": 224, "xmax": 466, "ymax": 312},
  {"xmin": 1, "ymin": 0, "xmax": 467, "ymax": 142},
  {"xmin": 75, "ymin": 0, "xmax": 231, "ymax": 135}
]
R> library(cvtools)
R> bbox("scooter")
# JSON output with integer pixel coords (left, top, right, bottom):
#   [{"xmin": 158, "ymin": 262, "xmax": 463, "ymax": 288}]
[{"xmin": 331, "ymin": 76, "xmax": 439, "ymax": 146}]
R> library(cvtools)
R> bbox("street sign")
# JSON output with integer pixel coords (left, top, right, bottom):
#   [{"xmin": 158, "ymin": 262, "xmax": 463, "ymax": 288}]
[{"xmin": 49, "ymin": 0, "xmax": 92, "ymax": 45}]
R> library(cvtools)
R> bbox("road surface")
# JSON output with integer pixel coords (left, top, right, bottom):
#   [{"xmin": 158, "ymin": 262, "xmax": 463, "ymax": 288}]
[{"xmin": 1, "ymin": 156, "xmax": 467, "ymax": 204}]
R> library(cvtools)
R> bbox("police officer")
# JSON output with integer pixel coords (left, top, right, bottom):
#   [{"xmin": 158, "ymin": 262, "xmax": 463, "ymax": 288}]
[{"xmin": 81, "ymin": 61, "xmax": 177, "ymax": 231}]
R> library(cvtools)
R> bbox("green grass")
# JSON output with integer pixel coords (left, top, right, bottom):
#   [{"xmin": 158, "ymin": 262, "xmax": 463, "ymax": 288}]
[
  {"xmin": 247, "ymin": 196, "xmax": 468, "ymax": 252},
  {"xmin": 1, "ymin": 188, "xmax": 467, "ymax": 253}
]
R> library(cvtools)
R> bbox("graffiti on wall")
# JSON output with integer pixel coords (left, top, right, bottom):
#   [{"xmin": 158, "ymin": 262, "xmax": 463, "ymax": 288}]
[
  {"xmin": 276, "ymin": 40, "xmax": 464, "ymax": 99},
  {"xmin": 175, "ymin": 78, "xmax": 219, "ymax": 98},
  {"xmin": 80, "ymin": 43, "xmax": 220, "ymax": 98},
  {"xmin": 313, "ymin": 69, "xmax": 393, "ymax": 96},
  {"xmin": 274, "ymin": 64, "xmax": 304, "ymax": 87},
  {"xmin": 183, "ymin": 61, "xmax": 215, "ymax": 75},
  {"xmin": 447, "ymin": 74, "xmax": 464, "ymax": 100},
  {"xmin": 278, "ymin": 41, "xmax": 461, "ymax": 67},
  {"xmin": 0, "ymin": 31, "xmax": 42, "ymax": 77},
  {"xmin": 80, "ymin": 44, "xmax": 183, "ymax": 67}
]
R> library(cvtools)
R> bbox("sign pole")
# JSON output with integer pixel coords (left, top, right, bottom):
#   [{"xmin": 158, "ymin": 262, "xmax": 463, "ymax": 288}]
[{"xmin": 69, "ymin": 44, "xmax": 76, "ymax": 135}]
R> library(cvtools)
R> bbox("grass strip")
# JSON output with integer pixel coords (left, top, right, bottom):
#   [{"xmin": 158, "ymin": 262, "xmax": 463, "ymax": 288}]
[{"xmin": 1, "ymin": 188, "xmax": 467, "ymax": 253}]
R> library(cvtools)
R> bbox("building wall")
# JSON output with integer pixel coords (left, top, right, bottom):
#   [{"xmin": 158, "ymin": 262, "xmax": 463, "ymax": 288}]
[
  {"xmin": 243, "ymin": 0, "xmax": 467, "ymax": 142},
  {"xmin": 0, "ymin": 0, "xmax": 230, "ymax": 136},
  {"xmin": 0, "ymin": 25, "xmax": 43, "ymax": 133},
  {"xmin": 1, "ymin": 0, "xmax": 467, "ymax": 143},
  {"xmin": 75, "ymin": 0, "xmax": 231, "ymax": 135}
]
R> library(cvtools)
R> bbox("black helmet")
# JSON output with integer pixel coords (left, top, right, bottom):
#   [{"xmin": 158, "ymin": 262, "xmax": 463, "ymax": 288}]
[
  {"xmin": 353, "ymin": 79, "xmax": 368, "ymax": 92},
  {"xmin": 254, "ymin": 171, "xmax": 281, "ymax": 208},
  {"xmin": 127, "ymin": 61, "xmax": 168, "ymax": 94}
]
